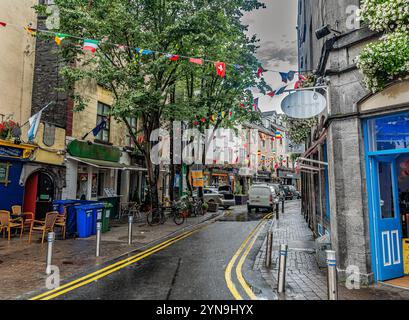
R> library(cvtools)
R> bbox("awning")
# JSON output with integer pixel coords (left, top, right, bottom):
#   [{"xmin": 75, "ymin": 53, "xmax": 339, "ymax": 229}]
[{"xmin": 67, "ymin": 155, "xmax": 147, "ymax": 171}]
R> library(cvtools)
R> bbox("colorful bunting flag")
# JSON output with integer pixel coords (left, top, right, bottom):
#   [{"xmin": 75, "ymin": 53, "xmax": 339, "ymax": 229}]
[
  {"xmin": 288, "ymin": 71, "xmax": 295, "ymax": 81},
  {"xmin": 257, "ymin": 67, "xmax": 264, "ymax": 78},
  {"xmin": 83, "ymin": 39, "xmax": 99, "ymax": 54},
  {"xmin": 24, "ymin": 27, "xmax": 37, "ymax": 36},
  {"xmin": 167, "ymin": 54, "xmax": 179, "ymax": 61},
  {"xmin": 54, "ymin": 33, "xmax": 67, "ymax": 46},
  {"xmin": 276, "ymin": 85, "xmax": 287, "ymax": 95},
  {"xmin": 267, "ymin": 91, "xmax": 276, "ymax": 98},
  {"xmin": 279, "ymin": 72, "xmax": 289, "ymax": 83},
  {"xmin": 252, "ymin": 98, "xmax": 259, "ymax": 112},
  {"xmin": 190, "ymin": 58, "xmax": 203, "ymax": 65},
  {"xmin": 0, "ymin": 22, "xmax": 7, "ymax": 27},
  {"xmin": 215, "ymin": 61, "xmax": 226, "ymax": 78}
]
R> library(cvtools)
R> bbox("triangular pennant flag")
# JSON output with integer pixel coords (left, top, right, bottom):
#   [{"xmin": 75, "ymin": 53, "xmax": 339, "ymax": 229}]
[
  {"xmin": 294, "ymin": 80, "xmax": 302, "ymax": 89},
  {"xmin": 0, "ymin": 22, "xmax": 7, "ymax": 27},
  {"xmin": 267, "ymin": 91, "xmax": 276, "ymax": 98},
  {"xmin": 54, "ymin": 33, "xmax": 67, "ymax": 46},
  {"xmin": 298, "ymin": 74, "xmax": 306, "ymax": 81},
  {"xmin": 257, "ymin": 67, "xmax": 264, "ymax": 78},
  {"xmin": 234, "ymin": 64, "xmax": 243, "ymax": 71},
  {"xmin": 288, "ymin": 71, "xmax": 295, "ymax": 81},
  {"xmin": 190, "ymin": 58, "xmax": 203, "ymax": 65},
  {"xmin": 83, "ymin": 39, "xmax": 99, "ymax": 54},
  {"xmin": 279, "ymin": 72, "xmax": 289, "ymax": 83},
  {"xmin": 141, "ymin": 49, "xmax": 153, "ymax": 55},
  {"xmin": 276, "ymin": 85, "xmax": 287, "ymax": 95},
  {"xmin": 215, "ymin": 61, "xmax": 226, "ymax": 78},
  {"xmin": 252, "ymin": 98, "xmax": 259, "ymax": 111},
  {"xmin": 221, "ymin": 111, "xmax": 226, "ymax": 119},
  {"xmin": 167, "ymin": 54, "xmax": 179, "ymax": 61},
  {"xmin": 24, "ymin": 27, "xmax": 37, "ymax": 36}
]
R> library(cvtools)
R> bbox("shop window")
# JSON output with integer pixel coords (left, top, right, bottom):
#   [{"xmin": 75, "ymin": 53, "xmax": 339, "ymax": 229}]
[
  {"xmin": 378, "ymin": 162, "xmax": 395, "ymax": 219},
  {"xmin": 96, "ymin": 102, "xmax": 111, "ymax": 143},
  {"xmin": 368, "ymin": 113, "xmax": 409, "ymax": 152}
]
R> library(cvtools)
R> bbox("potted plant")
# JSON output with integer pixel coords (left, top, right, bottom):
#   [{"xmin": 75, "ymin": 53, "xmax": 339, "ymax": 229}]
[
  {"xmin": 234, "ymin": 184, "xmax": 249, "ymax": 205},
  {"xmin": 0, "ymin": 119, "xmax": 18, "ymax": 141},
  {"xmin": 202, "ymin": 202, "xmax": 209, "ymax": 214}
]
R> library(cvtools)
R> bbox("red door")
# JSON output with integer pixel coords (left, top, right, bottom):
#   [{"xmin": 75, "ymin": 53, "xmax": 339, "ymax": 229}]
[{"xmin": 23, "ymin": 173, "xmax": 38, "ymax": 216}]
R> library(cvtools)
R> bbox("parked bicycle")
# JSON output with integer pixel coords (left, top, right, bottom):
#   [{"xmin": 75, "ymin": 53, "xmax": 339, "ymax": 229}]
[
  {"xmin": 190, "ymin": 197, "xmax": 204, "ymax": 217},
  {"xmin": 146, "ymin": 201, "xmax": 186, "ymax": 226}
]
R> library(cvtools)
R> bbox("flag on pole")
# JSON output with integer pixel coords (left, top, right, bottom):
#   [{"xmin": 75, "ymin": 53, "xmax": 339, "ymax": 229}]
[
  {"xmin": 54, "ymin": 33, "xmax": 67, "ymax": 46},
  {"xmin": 267, "ymin": 91, "xmax": 276, "ymax": 97},
  {"xmin": 0, "ymin": 22, "xmax": 6, "ymax": 27},
  {"xmin": 83, "ymin": 39, "xmax": 99, "ymax": 54},
  {"xmin": 27, "ymin": 102, "xmax": 54, "ymax": 141},
  {"xmin": 215, "ymin": 62, "xmax": 226, "ymax": 78},
  {"xmin": 257, "ymin": 67, "xmax": 264, "ymax": 78},
  {"xmin": 190, "ymin": 58, "xmax": 203, "ymax": 65},
  {"xmin": 167, "ymin": 54, "xmax": 179, "ymax": 61},
  {"xmin": 279, "ymin": 72, "xmax": 289, "ymax": 83},
  {"xmin": 92, "ymin": 118, "xmax": 107, "ymax": 137}
]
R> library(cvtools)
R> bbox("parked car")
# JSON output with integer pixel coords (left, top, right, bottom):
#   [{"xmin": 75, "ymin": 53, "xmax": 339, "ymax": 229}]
[
  {"xmin": 193, "ymin": 188, "xmax": 223, "ymax": 205},
  {"xmin": 268, "ymin": 184, "xmax": 285, "ymax": 202},
  {"xmin": 217, "ymin": 185, "xmax": 236, "ymax": 209},
  {"xmin": 290, "ymin": 186, "xmax": 301, "ymax": 199},
  {"xmin": 247, "ymin": 184, "xmax": 279, "ymax": 213},
  {"xmin": 282, "ymin": 185, "xmax": 294, "ymax": 200}
]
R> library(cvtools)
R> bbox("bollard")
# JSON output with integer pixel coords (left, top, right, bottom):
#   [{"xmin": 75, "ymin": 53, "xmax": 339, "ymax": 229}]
[
  {"xmin": 326, "ymin": 250, "xmax": 338, "ymax": 300},
  {"xmin": 128, "ymin": 215, "xmax": 134, "ymax": 245},
  {"xmin": 277, "ymin": 244, "xmax": 288, "ymax": 293},
  {"xmin": 265, "ymin": 231, "xmax": 273, "ymax": 268},
  {"xmin": 281, "ymin": 200, "xmax": 285, "ymax": 214},
  {"xmin": 96, "ymin": 222, "xmax": 102, "ymax": 257},
  {"xmin": 46, "ymin": 232, "xmax": 55, "ymax": 275},
  {"xmin": 276, "ymin": 203, "xmax": 279, "ymax": 220}
]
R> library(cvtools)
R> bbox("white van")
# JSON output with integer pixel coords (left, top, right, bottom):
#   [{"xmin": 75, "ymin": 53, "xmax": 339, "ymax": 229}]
[{"xmin": 247, "ymin": 184, "xmax": 279, "ymax": 213}]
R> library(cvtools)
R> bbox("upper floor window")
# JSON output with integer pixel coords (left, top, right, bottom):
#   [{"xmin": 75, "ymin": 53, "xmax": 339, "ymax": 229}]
[{"xmin": 96, "ymin": 102, "xmax": 111, "ymax": 143}]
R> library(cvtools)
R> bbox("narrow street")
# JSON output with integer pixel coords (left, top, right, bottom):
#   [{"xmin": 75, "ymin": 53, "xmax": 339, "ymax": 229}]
[{"xmin": 29, "ymin": 207, "xmax": 272, "ymax": 300}]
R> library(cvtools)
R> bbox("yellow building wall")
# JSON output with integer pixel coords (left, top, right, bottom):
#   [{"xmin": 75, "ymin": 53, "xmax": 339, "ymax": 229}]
[
  {"xmin": 0, "ymin": 0, "xmax": 37, "ymax": 125},
  {"xmin": 72, "ymin": 80, "xmax": 131, "ymax": 148}
]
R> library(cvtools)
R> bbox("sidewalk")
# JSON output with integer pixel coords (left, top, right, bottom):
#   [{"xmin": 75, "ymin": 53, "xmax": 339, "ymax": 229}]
[
  {"xmin": 0, "ymin": 212, "xmax": 220, "ymax": 300},
  {"xmin": 254, "ymin": 200, "xmax": 409, "ymax": 300}
]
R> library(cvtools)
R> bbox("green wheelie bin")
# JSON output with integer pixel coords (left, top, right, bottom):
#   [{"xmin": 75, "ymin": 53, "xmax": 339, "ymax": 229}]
[{"xmin": 101, "ymin": 203, "xmax": 114, "ymax": 233}]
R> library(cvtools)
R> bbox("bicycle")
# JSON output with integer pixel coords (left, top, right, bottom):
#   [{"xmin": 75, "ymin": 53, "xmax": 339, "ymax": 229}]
[
  {"xmin": 190, "ymin": 197, "xmax": 204, "ymax": 217},
  {"xmin": 146, "ymin": 202, "xmax": 185, "ymax": 226}
]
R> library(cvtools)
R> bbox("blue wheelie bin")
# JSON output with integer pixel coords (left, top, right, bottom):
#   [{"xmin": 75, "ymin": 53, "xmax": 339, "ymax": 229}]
[
  {"xmin": 89, "ymin": 203, "xmax": 105, "ymax": 235},
  {"xmin": 75, "ymin": 204, "xmax": 95, "ymax": 238}
]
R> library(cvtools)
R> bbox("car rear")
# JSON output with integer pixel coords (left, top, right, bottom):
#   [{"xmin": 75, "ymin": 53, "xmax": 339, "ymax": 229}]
[
  {"xmin": 247, "ymin": 185, "xmax": 275, "ymax": 213},
  {"xmin": 218, "ymin": 186, "xmax": 235, "ymax": 209}
]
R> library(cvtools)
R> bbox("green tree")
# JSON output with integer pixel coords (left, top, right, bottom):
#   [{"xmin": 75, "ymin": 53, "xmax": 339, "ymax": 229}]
[{"xmin": 38, "ymin": 0, "xmax": 267, "ymax": 212}]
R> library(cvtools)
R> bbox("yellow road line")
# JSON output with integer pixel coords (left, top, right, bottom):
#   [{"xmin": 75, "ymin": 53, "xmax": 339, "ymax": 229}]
[
  {"xmin": 224, "ymin": 213, "xmax": 272, "ymax": 300},
  {"xmin": 236, "ymin": 221, "xmax": 266, "ymax": 300},
  {"xmin": 30, "ymin": 224, "xmax": 208, "ymax": 300}
]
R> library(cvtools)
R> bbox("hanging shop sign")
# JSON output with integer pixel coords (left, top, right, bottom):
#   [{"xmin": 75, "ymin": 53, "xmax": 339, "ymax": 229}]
[
  {"xmin": 281, "ymin": 90, "xmax": 327, "ymax": 119},
  {"xmin": 67, "ymin": 139, "xmax": 121, "ymax": 162},
  {"xmin": 0, "ymin": 140, "xmax": 36, "ymax": 159}
]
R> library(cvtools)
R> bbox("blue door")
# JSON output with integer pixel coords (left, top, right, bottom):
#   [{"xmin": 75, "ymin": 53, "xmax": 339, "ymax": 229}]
[{"xmin": 372, "ymin": 156, "xmax": 403, "ymax": 281}]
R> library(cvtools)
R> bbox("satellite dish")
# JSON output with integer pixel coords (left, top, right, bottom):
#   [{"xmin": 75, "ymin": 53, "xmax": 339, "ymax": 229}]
[{"xmin": 281, "ymin": 90, "xmax": 327, "ymax": 119}]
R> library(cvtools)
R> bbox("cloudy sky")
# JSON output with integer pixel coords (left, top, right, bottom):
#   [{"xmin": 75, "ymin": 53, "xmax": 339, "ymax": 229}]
[{"xmin": 242, "ymin": 0, "xmax": 298, "ymax": 113}]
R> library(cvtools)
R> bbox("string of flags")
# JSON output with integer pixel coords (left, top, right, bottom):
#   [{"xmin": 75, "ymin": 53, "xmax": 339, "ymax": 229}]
[{"xmin": 0, "ymin": 19, "xmax": 306, "ymax": 81}]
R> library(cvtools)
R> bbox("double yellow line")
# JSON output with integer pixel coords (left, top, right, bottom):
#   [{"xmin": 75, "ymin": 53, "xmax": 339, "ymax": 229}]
[
  {"xmin": 224, "ymin": 213, "xmax": 272, "ymax": 300},
  {"xmin": 30, "ymin": 224, "xmax": 208, "ymax": 300}
]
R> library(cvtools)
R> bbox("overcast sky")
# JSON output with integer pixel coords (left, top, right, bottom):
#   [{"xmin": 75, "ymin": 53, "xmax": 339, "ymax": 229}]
[{"xmin": 242, "ymin": 0, "xmax": 298, "ymax": 113}]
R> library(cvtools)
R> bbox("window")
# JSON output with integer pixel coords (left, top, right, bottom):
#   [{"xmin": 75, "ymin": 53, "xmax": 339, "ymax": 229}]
[
  {"xmin": 96, "ymin": 102, "xmax": 111, "ymax": 143},
  {"xmin": 126, "ymin": 117, "xmax": 137, "ymax": 147}
]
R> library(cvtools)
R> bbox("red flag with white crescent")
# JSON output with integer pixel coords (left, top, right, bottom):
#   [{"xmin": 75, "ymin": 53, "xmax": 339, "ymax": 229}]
[{"xmin": 215, "ymin": 62, "xmax": 226, "ymax": 78}]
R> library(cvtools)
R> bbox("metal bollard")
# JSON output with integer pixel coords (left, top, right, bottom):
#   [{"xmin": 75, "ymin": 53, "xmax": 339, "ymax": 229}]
[
  {"xmin": 46, "ymin": 232, "xmax": 55, "ymax": 275},
  {"xmin": 281, "ymin": 200, "xmax": 285, "ymax": 214},
  {"xmin": 277, "ymin": 244, "xmax": 288, "ymax": 293},
  {"xmin": 265, "ymin": 231, "xmax": 273, "ymax": 268},
  {"xmin": 128, "ymin": 215, "xmax": 134, "ymax": 245},
  {"xmin": 276, "ymin": 203, "xmax": 279, "ymax": 220},
  {"xmin": 96, "ymin": 222, "xmax": 102, "ymax": 257},
  {"xmin": 326, "ymin": 250, "xmax": 338, "ymax": 300}
]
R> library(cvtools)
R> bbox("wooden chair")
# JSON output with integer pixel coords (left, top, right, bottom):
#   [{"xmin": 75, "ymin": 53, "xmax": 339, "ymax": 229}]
[
  {"xmin": 11, "ymin": 205, "xmax": 22, "ymax": 216},
  {"xmin": 0, "ymin": 210, "xmax": 24, "ymax": 241},
  {"xmin": 54, "ymin": 208, "xmax": 67, "ymax": 240},
  {"xmin": 11, "ymin": 206, "xmax": 33, "ymax": 231},
  {"xmin": 28, "ymin": 211, "xmax": 58, "ymax": 244}
]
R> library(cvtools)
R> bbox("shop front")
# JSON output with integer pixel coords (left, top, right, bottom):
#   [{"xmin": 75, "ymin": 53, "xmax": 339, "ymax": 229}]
[
  {"xmin": 364, "ymin": 111, "xmax": 409, "ymax": 282},
  {"xmin": 0, "ymin": 140, "xmax": 36, "ymax": 211}
]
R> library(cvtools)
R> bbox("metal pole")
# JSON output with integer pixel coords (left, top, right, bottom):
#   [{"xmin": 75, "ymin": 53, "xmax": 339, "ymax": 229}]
[
  {"xmin": 326, "ymin": 250, "xmax": 338, "ymax": 300},
  {"xmin": 265, "ymin": 231, "xmax": 273, "ymax": 268},
  {"xmin": 277, "ymin": 244, "xmax": 288, "ymax": 293},
  {"xmin": 96, "ymin": 222, "xmax": 102, "ymax": 257},
  {"xmin": 276, "ymin": 203, "xmax": 279, "ymax": 220},
  {"xmin": 46, "ymin": 232, "xmax": 55, "ymax": 275},
  {"xmin": 281, "ymin": 200, "xmax": 285, "ymax": 214},
  {"xmin": 128, "ymin": 215, "xmax": 133, "ymax": 245}
]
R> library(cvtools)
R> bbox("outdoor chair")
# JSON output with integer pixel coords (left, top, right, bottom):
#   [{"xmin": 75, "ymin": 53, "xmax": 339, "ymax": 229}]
[
  {"xmin": 28, "ymin": 211, "xmax": 58, "ymax": 244},
  {"xmin": 0, "ymin": 210, "xmax": 24, "ymax": 241},
  {"xmin": 11, "ymin": 205, "xmax": 22, "ymax": 216},
  {"xmin": 54, "ymin": 208, "xmax": 67, "ymax": 240}
]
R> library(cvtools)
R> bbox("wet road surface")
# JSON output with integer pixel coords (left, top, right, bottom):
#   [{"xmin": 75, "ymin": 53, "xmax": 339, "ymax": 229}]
[{"xmin": 51, "ymin": 209, "xmax": 264, "ymax": 300}]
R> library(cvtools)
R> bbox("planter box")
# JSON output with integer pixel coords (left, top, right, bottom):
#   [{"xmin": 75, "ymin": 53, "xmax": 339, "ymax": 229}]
[
  {"xmin": 235, "ymin": 195, "xmax": 249, "ymax": 206},
  {"xmin": 208, "ymin": 202, "xmax": 219, "ymax": 212}
]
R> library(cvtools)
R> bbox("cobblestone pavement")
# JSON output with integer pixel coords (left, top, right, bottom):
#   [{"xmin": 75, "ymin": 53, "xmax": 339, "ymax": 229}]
[{"xmin": 253, "ymin": 200, "xmax": 409, "ymax": 300}]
